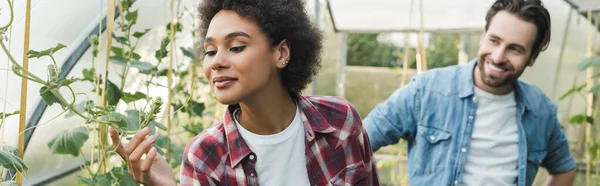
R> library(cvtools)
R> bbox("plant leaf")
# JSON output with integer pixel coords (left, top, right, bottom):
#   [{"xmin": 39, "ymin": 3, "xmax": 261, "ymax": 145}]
[
  {"xmin": 0, "ymin": 146, "xmax": 27, "ymax": 173},
  {"xmin": 133, "ymin": 29, "xmax": 150, "ymax": 38},
  {"xmin": 66, "ymin": 100, "xmax": 94, "ymax": 118},
  {"xmin": 0, "ymin": 110, "xmax": 20, "ymax": 119},
  {"xmin": 112, "ymin": 33, "xmax": 129, "ymax": 46},
  {"xmin": 180, "ymin": 47, "xmax": 195, "ymax": 59},
  {"xmin": 166, "ymin": 22, "xmax": 183, "ymax": 32},
  {"xmin": 82, "ymin": 68, "xmax": 96, "ymax": 82},
  {"xmin": 109, "ymin": 56, "xmax": 128, "ymax": 66},
  {"xmin": 106, "ymin": 80, "xmax": 122, "ymax": 106},
  {"xmin": 47, "ymin": 127, "xmax": 89, "ymax": 156},
  {"xmin": 124, "ymin": 110, "xmax": 141, "ymax": 131},
  {"xmin": 57, "ymin": 77, "xmax": 78, "ymax": 87},
  {"xmin": 590, "ymin": 85, "xmax": 600, "ymax": 95},
  {"xmin": 183, "ymin": 123, "xmax": 204, "ymax": 135},
  {"xmin": 122, "ymin": 92, "xmax": 148, "ymax": 103},
  {"xmin": 578, "ymin": 56, "xmax": 600, "ymax": 71},
  {"xmin": 40, "ymin": 86, "xmax": 62, "ymax": 107},
  {"xmin": 111, "ymin": 46, "xmax": 124, "ymax": 56},
  {"xmin": 130, "ymin": 61, "xmax": 156, "ymax": 74},
  {"xmin": 125, "ymin": 10, "xmax": 139, "ymax": 25},
  {"xmin": 126, "ymin": 51, "xmax": 142, "ymax": 61},
  {"xmin": 559, "ymin": 84, "xmax": 587, "ymax": 101},
  {"xmin": 26, "ymin": 43, "xmax": 67, "ymax": 58},
  {"xmin": 98, "ymin": 112, "xmax": 127, "ymax": 129},
  {"xmin": 568, "ymin": 114, "xmax": 594, "ymax": 125},
  {"xmin": 149, "ymin": 120, "xmax": 167, "ymax": 130},
  {"xmin": 189, "ymin": 101, "xmax": 205, "ymax": 116}
]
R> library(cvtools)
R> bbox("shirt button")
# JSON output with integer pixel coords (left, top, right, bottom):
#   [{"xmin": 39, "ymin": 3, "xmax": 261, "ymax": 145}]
[
  {"xmin": 461, "ymin": 148, "xmax": 466, "ymax": 152},
  {"xmin": 454, "ymin": 180, "xmax": 458, "ymax": 185},
  {"xmin": 468, "ymin": 116, "xmax": 473, "ymax": 120},
  {"xmin": 345, "ymin": 183, "xmax": 351, "ymax": 186},
  {"xmin": 250, "ymin": 173, "xmax": 255, "ymax": 177},
  {"xmin": 249, "ymin": 155, "xmax": 255, "ymax": 160},
  {"xmin": 429, "ymin": 135, "xmax": 435, "ymax": 141}
]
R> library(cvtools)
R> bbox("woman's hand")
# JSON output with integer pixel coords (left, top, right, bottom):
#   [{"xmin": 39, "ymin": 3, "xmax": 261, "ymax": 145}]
[{"xmin": 109, "ymin": 127, "xmax": 177, "ymax": 186}]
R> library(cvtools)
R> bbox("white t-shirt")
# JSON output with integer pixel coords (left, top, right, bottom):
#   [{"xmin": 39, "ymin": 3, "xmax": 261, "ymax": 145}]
[
  {"xmin": 234, "ymin": 106, "xmax": 310, "ymax": 186},
  {"xmin": 462, "ymin": 87, "xmax": 519, "ymax": 186}
]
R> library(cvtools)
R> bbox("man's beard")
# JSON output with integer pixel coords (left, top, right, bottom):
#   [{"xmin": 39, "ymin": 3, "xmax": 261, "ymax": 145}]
[{"xmin": 477, "ymin": 56, "xmax": 519, "ymax": 88}]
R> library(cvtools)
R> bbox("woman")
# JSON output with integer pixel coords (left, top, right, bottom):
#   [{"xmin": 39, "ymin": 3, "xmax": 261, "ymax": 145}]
[{"xmin": 109, "ymin": 0, "xmax": 379, "ymax": 185}]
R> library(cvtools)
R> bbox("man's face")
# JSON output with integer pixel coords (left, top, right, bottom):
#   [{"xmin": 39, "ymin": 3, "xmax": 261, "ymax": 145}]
[{"xmin": 477, "ymin": 10, "xmax": 538, "ymax": 88}]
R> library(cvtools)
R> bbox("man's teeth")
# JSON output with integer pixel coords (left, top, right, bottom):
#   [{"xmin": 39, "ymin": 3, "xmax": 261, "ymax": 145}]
[{"xmin": 489, "ymin": 63, "xmax": 506, "ymax": 72}]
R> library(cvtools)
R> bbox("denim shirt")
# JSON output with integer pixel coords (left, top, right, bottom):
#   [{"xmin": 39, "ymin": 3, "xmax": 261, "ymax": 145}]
[{"xmin": 363, "ymin": 60, "xmax": 576, "ymax": 186}]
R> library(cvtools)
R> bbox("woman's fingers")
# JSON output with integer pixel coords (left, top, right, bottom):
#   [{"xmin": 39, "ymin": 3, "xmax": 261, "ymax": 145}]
[
  {"xmin": 141, "ymin": 147, "xmax": 158, "ymax": 183},
  {"xmin": 109, "ymin": 128, "xmax": 127, "ymax": 160},
  {"xmin": 129, "ymin": 134, "xmax": 156, "ymax": 179},
  {"xmin": 125, "ymin": 127, "xmax": 151, "ymax": 155}
]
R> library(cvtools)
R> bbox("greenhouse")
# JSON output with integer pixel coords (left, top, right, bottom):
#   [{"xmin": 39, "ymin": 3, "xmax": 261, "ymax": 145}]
[{"xmin": 0, "ymin": 0, "xmax": 599, "ymax": 185}]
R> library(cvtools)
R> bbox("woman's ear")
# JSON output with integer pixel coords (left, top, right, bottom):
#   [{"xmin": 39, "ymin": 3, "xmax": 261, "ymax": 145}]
[{"xmin": 275, "ymin": 39, "xmax": 291, "ymax": 69}]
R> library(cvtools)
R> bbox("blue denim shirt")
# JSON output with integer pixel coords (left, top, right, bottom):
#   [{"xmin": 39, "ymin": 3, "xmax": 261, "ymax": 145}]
[{"xmin": 363, "ymin": 60, "xmax": 576, "ymax": 186}]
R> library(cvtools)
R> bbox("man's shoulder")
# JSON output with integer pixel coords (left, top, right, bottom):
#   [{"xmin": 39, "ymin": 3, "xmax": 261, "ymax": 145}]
[
  {"xmin": 412, "ymin": 65, "xmax": 463, "ymax": 94},
  {"xmin": 517, "ymin": 80, "xmax": 557, "ymax": 115}
]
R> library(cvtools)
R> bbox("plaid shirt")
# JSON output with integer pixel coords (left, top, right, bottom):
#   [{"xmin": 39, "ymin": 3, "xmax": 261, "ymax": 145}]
[{"xmin": 180, "ymin": 95, "xmax": 379, "ymax": 186}]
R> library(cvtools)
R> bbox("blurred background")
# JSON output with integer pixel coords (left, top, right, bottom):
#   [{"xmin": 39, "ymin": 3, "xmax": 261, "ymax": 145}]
[{"xmin": 0, "ymin": 0, "xmax": 599, "ymax": 185}]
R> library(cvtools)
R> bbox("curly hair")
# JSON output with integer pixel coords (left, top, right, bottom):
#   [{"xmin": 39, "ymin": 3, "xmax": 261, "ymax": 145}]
[{"xmin": 198, "ymin": 0, "xmax": 323, "ymax": 95}]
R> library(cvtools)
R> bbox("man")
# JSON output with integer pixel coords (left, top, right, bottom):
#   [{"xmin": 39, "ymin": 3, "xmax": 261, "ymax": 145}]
[{"xmin": 363, "ymin": 0, "xmax": 576, "ymax": 185}]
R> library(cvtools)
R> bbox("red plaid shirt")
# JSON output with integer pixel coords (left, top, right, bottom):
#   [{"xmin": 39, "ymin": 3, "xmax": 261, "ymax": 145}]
[{"xmin": 179, "ymin": 95, "xmax": 379, "ymax": 186}]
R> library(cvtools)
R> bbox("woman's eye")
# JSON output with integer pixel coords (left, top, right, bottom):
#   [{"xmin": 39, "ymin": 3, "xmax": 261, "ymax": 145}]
[
  {"xmin": 230, "ymin": 46, "xmax": 246, "ymax": 53},
  {"xmin": 204, "ymin": 51, "xmax": 216, "ymax": 56}
]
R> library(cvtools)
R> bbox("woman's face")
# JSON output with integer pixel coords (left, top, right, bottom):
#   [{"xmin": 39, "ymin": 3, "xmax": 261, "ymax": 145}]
[{"xmin": 202, "ymin": 10, "xmax": 289, "ymax": 105}]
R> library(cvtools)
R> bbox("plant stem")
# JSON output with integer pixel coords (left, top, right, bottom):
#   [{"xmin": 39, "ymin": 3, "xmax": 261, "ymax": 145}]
[{"xmin": 0, "ymin": 40, "xmax": 45, "ymax": 84}]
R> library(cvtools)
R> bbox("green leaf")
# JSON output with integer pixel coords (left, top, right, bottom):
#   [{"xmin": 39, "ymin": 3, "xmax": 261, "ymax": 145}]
[
  {"xmin": 126, "ymin": 51, "xmax": 142, "ymax": 61},
  {"xmin": 189, "ymin": 101, "xmax": 205, "ymax": 116},
  {"xmin": 157, "ymin": 69, "xmax": 168, "ymax": 76},
  {"xmin": 180, "ymin": 47, "xmax": 195, "ymax": 59},
  {"xmin": 122, "ymin": 92, "xmax": 148, "ymax": 103},
  {"xmin": 578, "ymin": 56, "xmax": 600, "ymax": 71},
  {"xmin": 133, "ymin": 29, "xmax": 150, "ymax": 38},
  {"xmin": 154, "ymin": 135, "xmax": 170, "ymax": 149},
  {"xmin": 183, "ymin": 123, "xmax": 204, "ymax": 135},
  {"xmin": 568, "ymin": 114, "xmax": 594, "ymax": 125},
  {"xmin": 130, "ymin": 61, "xmax": 156, "ymax": 74},
  {"xmin": 106, "ymin": 80, "xmax": 122, "ymax": 106},
  {"xmin": 0, "ymin": 110, "xmax": 20, "ymax": 119},
  {"xmin": 155, "ymin": 37, "xmax": 170, "ymax": 61},
  {"xmin": 26, "ymin": 43, "xmax": 67, "ymax": 58},
  {"xmin": 66, "ymin": 100, "xmax": 94, "ymax": 118},
  {"xmin": 590, "ymin": 85, "xmax": 600, "ymax": 95},
  {"xmin": 110, "ymin": 167, "xmax": 138, "ymax": 186},
  {"xmin": 1, "ymin": 181, "xmax": 18, "ymax": 186},
  {"xmin": 589, "ymin": 144, "xmax": 600, "ymax": 160},
  {"xmin": 559, "ymin": 84, "xmax": 587, "ymax": 101},
  {"xmin": 112, "ymin": 33, "xmax": 129, "ymax": 46},
  {"xmin": 40, "ymin": 86, "xmax": 61, "ymax": 107},
  {"xmin": 125, "ymin": 10, "xmax": 139, "ymax": 25},
  {"xmin": 57, "ymin": 77, "xmax": 78, "ymax": 87},
  {"xmin": 149, "ymin": 120, "xmax": 167, "ymax": 130},
  {"xmin": 47, "ymin": 127, "xmax": 89, "ymax": 156},
  {"xmin": 98, "ymin": 112, "xmax": 127, "ymax": 129},
  {"xmin": 109, "ymin": 55, "xmax": 128, "ymax": 66},
  {"xmin": 82, "ymin": 68, "xmax": 96, "ymax": 82},
  {"xmin": 166, "ymin": 22, "xmax": 183, "ymax": 32},
  {"xmin": 124, "ymin": 110, "xmax": 141, "ymax": 131},
  {"xmin": 111, "ymin": 46, "xmax": 124, "ymax": 56},
  {"xmin": 169, "ymin": 144, "xmax": 185, "ymax": 168},
  {"xmin": 0, "ymin": 146, "xmax": 27, "ymax": 173}
]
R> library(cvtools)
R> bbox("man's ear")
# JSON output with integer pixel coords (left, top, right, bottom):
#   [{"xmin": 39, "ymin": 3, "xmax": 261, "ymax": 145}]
[
  {"xmin": 275, "ymin": 39, "xmax": 291, "ymax": 69},
  {"xmin": 528, "ymin": 53, "xmax": 538, "ymax": 67}
]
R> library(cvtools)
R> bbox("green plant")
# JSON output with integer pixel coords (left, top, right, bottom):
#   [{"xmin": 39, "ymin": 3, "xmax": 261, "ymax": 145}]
[
  {"xmin": 0, "ymin": 0, "xmax": 210, "ymax": 185},
  {"xmin": 559, "ymin": 55, "xmax": 600, "ymax": 183}
]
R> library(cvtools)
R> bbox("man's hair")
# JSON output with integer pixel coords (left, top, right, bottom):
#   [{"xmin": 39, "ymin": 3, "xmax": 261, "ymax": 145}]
[
  {"xmin": 198, "ymin": 0, "xmax": 323, "ymax": 95},
  {"xmin": 485, "ymin": 0, "xmax": 551, "ymax": 60}
]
